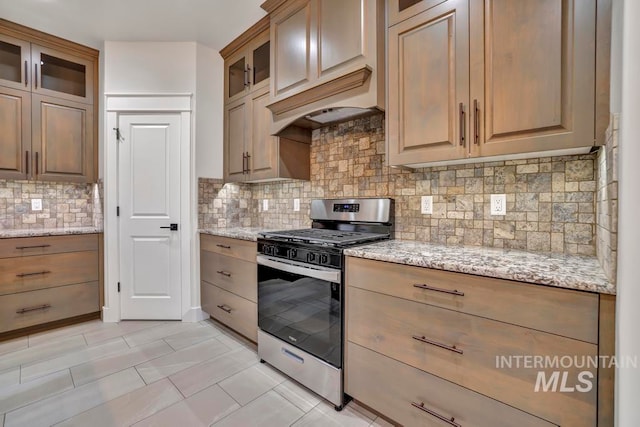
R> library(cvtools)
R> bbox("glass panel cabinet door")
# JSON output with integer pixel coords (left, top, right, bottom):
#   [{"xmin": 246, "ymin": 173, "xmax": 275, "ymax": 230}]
[
  {"xmin": 31, "ymin": 45, "xmax": 94, "ymax": 104},
  {"xmin": 388, "ymin": 0, "xmax": 448, "ymax": 27},
  {"xmin": 228, "ymin": 56, "xmax": 246, "ymax": 100},
  {"xmin": 252, "ymin": 41, "xmax": 270, "ymax": 87},
  {"xmin": 0, "ymin": 34, "xmax": 31, "ymax": 91}
]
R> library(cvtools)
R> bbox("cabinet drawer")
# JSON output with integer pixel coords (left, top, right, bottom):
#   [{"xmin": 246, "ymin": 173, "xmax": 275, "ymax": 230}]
[
  {"xmin": 347, "ymin": 342, "xmax": 556, "ymax": 427},
  {"xmin": 0, "ymin": 251, "xmax": 99, "ymax": 295},
  {"xmin": 0, "ymin": 234, "xmax": 99, "ymax": 258},
  {"xmin": 0, "ymin": 282, "xmax": 99, "ymax": 333},
  {"xmin": 201, "ymin": 281, "xmax": 257, "ymax": 342},
  {"xmin": 200, "ymin": 234, "xmax": 256, "ymax": 263},
  {"xmin": 346, "ymin": 256, "xmax": 599, "ymax": 343},
  {"xmin": 347, "ymin": 287, "xmax": 597, "ymax": 426},
  {"xmin": 201, "ymin": 251, "xmax": 256, "ymax": 302}
]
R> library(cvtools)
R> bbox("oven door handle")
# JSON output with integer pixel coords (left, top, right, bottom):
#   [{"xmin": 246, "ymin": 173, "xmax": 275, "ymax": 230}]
[{"xmin": 257, "ymin": 255, "xmax": 341, "ymax": 284}]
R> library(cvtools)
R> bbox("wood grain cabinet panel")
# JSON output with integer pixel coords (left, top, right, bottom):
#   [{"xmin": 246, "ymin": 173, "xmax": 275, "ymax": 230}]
[
  {"xmin": 348, "ymin": 286, "xmax": 597, "ymax": 426},
  {"xmin": 201, "ymin": 281, "xmax": 257, "ymax": 342},
  {"xmin": 200, "ymin": 235, "xmax": 257, "ymax": 263},
  {"xmin": 388, "ymin": 0, "xmax": 449, "ymax": 26},
  {"xmin": 347, "ymin": 342, "xmax": 556, "ymax": 427},
  {"xmin": 0, "ymin": 234, "xmax": 98, "ymax": 258},
  {"xmin": 200, "ymin": 251, "xmax": 257, "ymax": 302},
  {"xmin": 224, "ymin": 97, "xmax": 249, "ymax": 182},
  {"xmin": 346, "ymin": 256, "xmax": 599, "ymax": 343},
  {"xmin": 0, "ymin": 86, "xmax": 30, "ymax": 180}
]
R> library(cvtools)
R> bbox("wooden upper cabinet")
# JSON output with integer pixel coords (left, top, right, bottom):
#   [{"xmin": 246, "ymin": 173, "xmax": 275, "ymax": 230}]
[
  {"xmin": 387, "ymin": 0, "xmax": 470, "ymax": 165},
  {"xmin": 223, "ymin": 21, "xmax": 270, "ymax": 104},
  {"xmin": 224, "ymin": 97, "xmax": 249, "ymax": 182},
  {"xmin": 387, "ymin": 0, "xmax": 601, "ymax": 167},
  {"xmin": 470, "ymin": 0, "xmax": 596, "ymax": 157},
  {"xmin": 248, "ymin": 90, "xmax": 279, "ymax": 181},
  {"xmin": 0, "ymin": 86, "xmax": 31, "ymax": 179},
  {"xmin": 32, "ymin": 95, "xmax": 94, "ymax": 183},
  {"xmin": 0, "ymin": 34, "xmax": 31, "ymax": 91}
]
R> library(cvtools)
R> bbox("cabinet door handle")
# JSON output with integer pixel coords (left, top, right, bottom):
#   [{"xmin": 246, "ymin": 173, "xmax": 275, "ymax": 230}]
[
  {"xmin": 216, "ymin": 244, "xmax": 231, "ymax": 249},
  {"xmin": 411, "ymin": 402, "xmax": 461, "ymax": 427},
  {"xmin": 459, "ymin": 102, "xmax": 465, "ymax": 146},
  {"xmin": 35, "ymin": 152, "xmax": 39, "ymax": 176},
  {"xmin": 245, "ymin": 152, "xmax": 251, "ymax": 173},
  {"xmin": 413, "ymin": 283, "xmax": 464, "ymax": 296},
  {"xmin": 16, "ymin": 270, "xmax": 51, "ymax": 278},
  {"xmin": 16, "ymin": 244, "xmax": 50, "ymax": 250},
  {"xmin": 25, "ymin": 151, "xmax": 29, "ymax": 175},
  {"xmin": 242, "ymin": 152, "xmax": 247, "ymax": 174},
  {"xmin": 216, "ymin": 304, "xmax": 232, "ymax": 313},
  {"xmin": 412, "ymin": 334, "xmax": 463, "ymax": 354},
  {"xmin": 216, "ymin": 270, "xmax": 232, "ymax": 277},
  {"xmin": 473, "ymin": 99, "xmax": 479, "ymax": 145},
  {"xmin": 243, "ymin": 66, "xmax": 249, "ymax": 87},
  {"xmin": 16, "ymin": 304, "xmax": 51, "ymax": 314},
  {"xmin": 25, "ymin": 61, "xmax": 28, "ymax": 87},
  {"xmin": 246, "ymin": 65, "xmax": 252, "ymax": 85},
  {"xmin": 34, "ymin": 64, "xmax": 38, "ymax": 89}
]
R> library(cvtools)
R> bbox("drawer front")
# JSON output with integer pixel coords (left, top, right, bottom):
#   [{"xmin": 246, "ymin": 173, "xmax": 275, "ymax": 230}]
[
  {"xmin": 347, "ymin": 342, "xmax": 556, "ymax": 427},
  {"xmin": 200, "ymin": 234, "xmax": 256, "ymax": 263},
  {"xmin": 0, "ymin": 234, "xmax": 99, "ymax": 258},
  {"xmin": 200, "ymin": 251, "xmax": 257, "ymax": 302},
  {"xmin": 201, "ymin": 281, "xmax": 257, "ymax": 342},
  {"xmin": 0, "ymin": 282, "xmax": 99, "ymax": 333},
  {"xmin": 346, "ymin": 256, "xmax": 599, "ymax": 343},
  {"xmin": 0, "ymin": 251, "xmax": 99, "ymax": 295},
  {"xmin": 347, "ymin": 287, "xmax": 597, "ymax": 426}
]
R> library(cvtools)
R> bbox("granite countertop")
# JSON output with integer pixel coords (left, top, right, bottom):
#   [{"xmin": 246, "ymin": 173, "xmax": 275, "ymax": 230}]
[
  {"xmin": 344, "ymin": 240, "xmax": 615, "ymax": 295},
  {"xmin": 199, "ymin": 227, "xmax": 301, "ymax": 242},
  {"xmin": 0, "ymin": 226, "xmax": 103, "ymax": 239}
]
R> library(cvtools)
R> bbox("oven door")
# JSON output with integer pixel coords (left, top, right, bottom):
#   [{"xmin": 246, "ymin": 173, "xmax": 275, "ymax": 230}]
[{"xmin": 257, "ymin": 255, "xmax": 342, "ymax": 368}]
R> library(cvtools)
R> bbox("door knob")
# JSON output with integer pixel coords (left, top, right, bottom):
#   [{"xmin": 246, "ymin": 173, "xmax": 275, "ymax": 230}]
[{"xmin": 160, "ymin": 224, "xmax": 178, "ymax": 231}]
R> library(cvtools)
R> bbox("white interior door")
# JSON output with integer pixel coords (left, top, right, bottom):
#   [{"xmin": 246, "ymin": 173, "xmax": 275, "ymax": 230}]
[{"xmin": 118, "ymin": 114, "xmax": 182, "ymax": 319}]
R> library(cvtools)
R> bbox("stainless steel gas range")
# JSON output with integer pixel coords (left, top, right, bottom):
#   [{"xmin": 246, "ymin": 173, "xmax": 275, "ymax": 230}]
[{"xmin": 256, "ymin": 198, "xmax": 394, "ymax": 410}]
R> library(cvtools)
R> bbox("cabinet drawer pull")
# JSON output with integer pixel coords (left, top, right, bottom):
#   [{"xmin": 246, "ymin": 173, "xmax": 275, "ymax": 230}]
[
  {"xmin": 25, "ymin": 60, "xmax": 28, "ymax": 86},
  {"xmin": 216, "ymin": 244, "xmax": 232, "ymax": 249},
  {"xmin": 16, "ymin": 270, "xmax": 51, "ymax": 278},
  {"xmin": 217, "ymin": 304, "xmax": 232, "ymax": 313},
  {"xmin": 16, "ymin": 304, "xmax": 51, "ymax": 314},
  {"xmin": 459, "ymin": 102, "xmax": 465, "ymax": 146},
  {"xmin": 15, "ymin": 244, "xmax": 51, "ymax": 250},
  {"xmin": 473, "ymin": 99, "xmax": 479, "ymax": 145},
  {"xmin": 25, "ymin": 150, "xmax": 29, "ymax": 175},
  {"xmin": 216, "ymin": 270, "xmax": 232, "ymax": 277},
  {"xmin": 412, "ymin": 334, "xmax": 463, "ymax": 354},
  {"xmin": 413, "ymin": 283, "xmax": 464, "ymax": 296},
  {"xmin": 411, "ymin": 402, "xmax": 461, "ymax": 427}
]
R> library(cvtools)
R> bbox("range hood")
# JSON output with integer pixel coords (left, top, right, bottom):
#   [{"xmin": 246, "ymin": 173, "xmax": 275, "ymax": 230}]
[{"xmin": 262, "ymin": 0, "xmax": 384, "ymax": 135}]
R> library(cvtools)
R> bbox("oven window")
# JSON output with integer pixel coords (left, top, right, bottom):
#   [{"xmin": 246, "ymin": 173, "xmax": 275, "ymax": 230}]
[{"xmin": 258, "ymin": 264, "xmax": 342, "ymax": 368}]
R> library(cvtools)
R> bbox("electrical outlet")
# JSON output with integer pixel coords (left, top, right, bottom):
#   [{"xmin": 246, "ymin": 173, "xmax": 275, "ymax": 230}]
[
  {"xmin": 263, "ymin": 199, "xmax": 269, "ymax": 211},
  {"xmin": 31, "ymin": 199, "xmax": 42, "ymax": 211},
  {"xmin": 421, "ymin": 196, "xmax": 433, "ymax": 214},
  {"xmin": 293, "ymin": 198, "xmax": 300, "ymax": 212},
  {"xmin": 490, "ymin": 194, "xmax": 507, "ymax": 215}
]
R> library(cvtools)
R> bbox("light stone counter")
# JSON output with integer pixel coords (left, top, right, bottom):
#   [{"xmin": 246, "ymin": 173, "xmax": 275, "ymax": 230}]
[
  {"xmin": 198, "ymin": 226, "xmax": 298, "ymax": 242},
  {"xmin": 344, "ymin": 240, "xmax": 615, "ymax": 294},
  {"xmin": 0, "ymin": 227, "xmax": 103, "ymax": 239}
]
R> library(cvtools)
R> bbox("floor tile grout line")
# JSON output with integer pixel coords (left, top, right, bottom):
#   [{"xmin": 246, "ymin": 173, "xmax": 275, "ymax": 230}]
[{"xmin": 166, "ymin": 376, "xmax": 187, "ymax": 400}]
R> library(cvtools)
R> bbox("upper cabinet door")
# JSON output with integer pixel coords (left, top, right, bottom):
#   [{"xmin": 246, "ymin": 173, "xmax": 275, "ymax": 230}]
[
  {"xmin": 0, "ymin": 34, "xmax": 31, "ymax": 91},
  {"xmin": 0, "ymin": 86, "xmax": 31, "ymax": 180},
  {"xmin": 31, "ymin": 94, "xmax": 94, "ymax": 183},
  {"xmin": 226, "ymin": 52, "xmax": 248, "ymax": 103},
  {"xmin": 248, "ymin": 89, "xmax": 278, "ymax": 181},
  {"xmin": 271, "ymin": 0, "xmax": 315, "ymax": 97},
  {"xmin": 31, "ymin": 45, "xmax": 94, "ymax": 104},
  {"xmin": 250, "ymin": 32, "xmax": 271, "ymax": 94},
  {"xmin": 388, "ymin": 0, "xmax": 449, "ymax": 26},
  {"xmin": 318, "ymin": 0, "xmax": 365, "ymax": 76},
  {"xmin": 470, "ymin": 0, "xmax": 596, "ymax": 157},
  {"xmin": 387, "ymin": 0, "xmax": 470, "ymax": 166},
  {"xmin": 224, "ymin": 97, "xmax": 249, "ymax": 182}
]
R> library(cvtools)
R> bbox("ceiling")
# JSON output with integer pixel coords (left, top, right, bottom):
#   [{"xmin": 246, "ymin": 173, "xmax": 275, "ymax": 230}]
[{"xmin": 0, "ymin": 0, "xmax": 267, "ymax": 51}]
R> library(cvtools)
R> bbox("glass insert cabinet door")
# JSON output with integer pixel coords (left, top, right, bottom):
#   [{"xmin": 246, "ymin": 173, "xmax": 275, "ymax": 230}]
[
  {"xmin": 0, "ymin": 34, "xmax": 30, "ymax": 91},
  {"xmin": 31, "ymin": 45, "xmax": 94, "ymax": 104}
]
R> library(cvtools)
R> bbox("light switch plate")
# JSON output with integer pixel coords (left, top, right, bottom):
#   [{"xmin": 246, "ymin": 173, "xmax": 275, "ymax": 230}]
[
  {"xmin": 421, "ymin": 196, "xmax": 433, "ymax": 214},
  {"xmin": 490, "ymin": 194, "xmax": 507, "ymax": 215},
  {"xmin": 263, "ymin": 199, "xmax": 269, "ymax": 211},
  {"xmin": 31, "ymin": 199, "xmax": 42, "ymax": 211},
  {"xmin": 293, "ymin": 198, "xmax": 300, "ymax": 212}
]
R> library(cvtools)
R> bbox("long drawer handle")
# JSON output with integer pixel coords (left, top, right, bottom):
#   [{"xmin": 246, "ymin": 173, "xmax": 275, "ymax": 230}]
[
  {"xmin": 216, "ymin": 304, "xmax": 232, "ymax": 313},
  {"xmin": 16, "ymin": 304, "xmax": 51, "ymax": 314},
  {"xmin": 281, "ymin": 348, "xmax": 304, "ymax": 364},
  {"xmin": 16, "ymin": 244, "xmax": 51, "ymax": 250},
  {"xmin": 216, "ymin": 244, "xmax": 231, "ymax": 249},
  {"xmin": 16, "ymin": 270, "xmax": 51, "ymax": 278},
  {"xmin": 411, "ymin": 402, "xmax": 461, "ymax": 427},
  {"xmin": 413, "ymin": 283, "xmax": 464, "ymax": 297},
  {"xmin": 216, "ymin": 270, "xmax": 232, "ymax": 277},
  {"xmin": 412, "ymin": 335, "xmax": 463, "ymax": 354}
]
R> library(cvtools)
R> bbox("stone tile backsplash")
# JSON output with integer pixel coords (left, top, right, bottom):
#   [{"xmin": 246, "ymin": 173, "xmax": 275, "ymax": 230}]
[
  {"xmin": 200, "ymin": 114, "xmax": 601, "ymax": 256},
  {"xmin": 0, "ymin": 180, "xmax": 102, "ymax": 230}
]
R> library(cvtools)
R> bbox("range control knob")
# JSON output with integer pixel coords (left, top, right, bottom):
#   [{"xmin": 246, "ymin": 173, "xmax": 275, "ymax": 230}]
[
  {"xmin": 288, "ymin": 248, "xmax": 297, "ymax": 259},
  {"xmin": 307, "ymin": 253, "xmax": 316, "ymax": 263},
  {"xmin": 320, "ymin": 254, "xmax": 329, "ymax": 265}
]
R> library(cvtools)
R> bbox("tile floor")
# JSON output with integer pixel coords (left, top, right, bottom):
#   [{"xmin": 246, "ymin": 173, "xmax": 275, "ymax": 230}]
[{"xmin": 0, "ymin": 320, "xmax": 393, "ymax": 427}]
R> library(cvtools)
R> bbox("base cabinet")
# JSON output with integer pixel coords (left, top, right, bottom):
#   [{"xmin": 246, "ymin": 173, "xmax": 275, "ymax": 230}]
[{"xmin": 200, "ymin": 234, "xmax": 257, "ymax": 341}]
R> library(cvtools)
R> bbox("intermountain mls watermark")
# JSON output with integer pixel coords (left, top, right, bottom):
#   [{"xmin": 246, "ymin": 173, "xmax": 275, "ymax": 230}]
[{"xmin": 496, "ymin": 355, "xmax": 639, "ymax": 392}]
